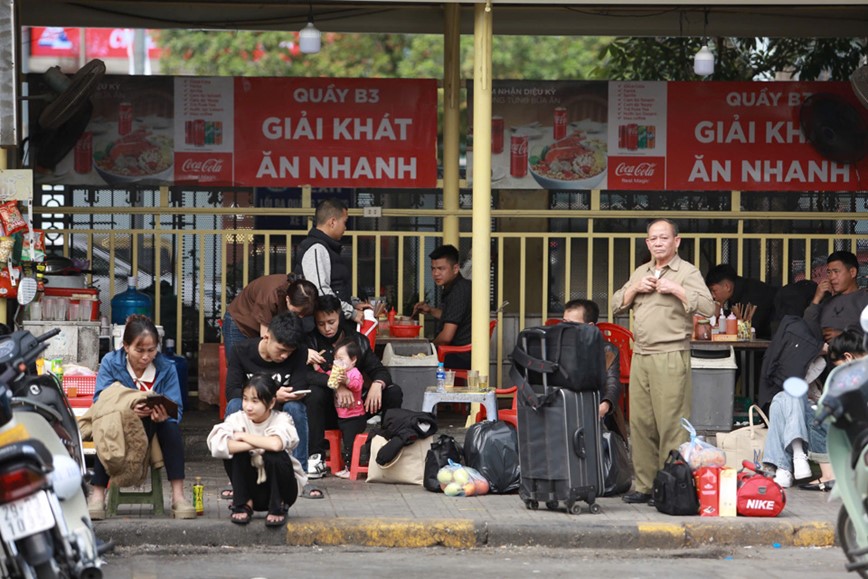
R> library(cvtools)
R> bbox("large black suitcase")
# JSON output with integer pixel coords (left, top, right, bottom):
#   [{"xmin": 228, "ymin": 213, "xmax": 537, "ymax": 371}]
[
  {"xmin": 511, "ymin": 322, "xmax": 606, "ymax": 392},
  {"xmin": 512, "ymin": 328, "xmax": 605, "ymax": 515}
]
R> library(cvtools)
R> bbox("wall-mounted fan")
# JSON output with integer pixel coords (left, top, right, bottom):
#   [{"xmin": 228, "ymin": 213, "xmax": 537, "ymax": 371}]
[
  {"xmin": 852, "ymin": 64, "xmax": 868, "ymax": 110},
  {"xmin": 25, "ymin": 59, "xmax": 106, "ymax": 169},
  {"xmin": 799, "ymin": 92, "xmax": 868, "ymax": 164}
]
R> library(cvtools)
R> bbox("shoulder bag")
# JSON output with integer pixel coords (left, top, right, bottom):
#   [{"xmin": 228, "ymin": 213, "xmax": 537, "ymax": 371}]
[{"xmin": 367, "ymin": 434, "xmax": 432, "ymax": 485}]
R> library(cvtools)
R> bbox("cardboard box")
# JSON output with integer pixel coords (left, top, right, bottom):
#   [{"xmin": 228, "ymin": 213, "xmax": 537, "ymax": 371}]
[
  {"xmin": 719, "ymin": 468, "xmax": 738, "ymax": 517},
  {"xmin": 712, "ymin": 333, "xmax": 737, "ymax": 342},
  {"xmin": 696, "ymin": 466, "xmax": 721, "ymax": 517}
]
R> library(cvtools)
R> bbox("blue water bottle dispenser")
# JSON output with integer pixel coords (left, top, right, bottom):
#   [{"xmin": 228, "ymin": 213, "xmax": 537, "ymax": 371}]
[{"xmin": 111, "ymin": 276, "xmax": 153, "ymax": 325}]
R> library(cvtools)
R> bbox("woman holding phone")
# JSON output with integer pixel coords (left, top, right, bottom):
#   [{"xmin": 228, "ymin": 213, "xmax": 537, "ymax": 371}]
[{"xmin": 87, "ymin": 314, "xmax": 195, "ymax": 520}]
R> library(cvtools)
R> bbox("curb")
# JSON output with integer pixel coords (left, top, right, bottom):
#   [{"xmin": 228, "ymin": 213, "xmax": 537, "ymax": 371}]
[{"xmin": 97, "ymin": 517, "xmax": 836, "ymax": 550}]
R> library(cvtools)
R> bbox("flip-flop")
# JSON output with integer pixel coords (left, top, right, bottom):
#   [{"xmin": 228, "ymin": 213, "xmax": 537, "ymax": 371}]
[
  {"xmin": 265, "ymin": 506, "xmax": 288, "ymax": 528},
  {"xmin": 220, "ymin": 488, "xmax": 234, "ymax": 500},
  {"xmin": 229, "ymin": 503, "xmax": 252, "ymax": 525},
  {"xmin": 302, "ymin": 483, "xmax": 324, "ymax": 499}
]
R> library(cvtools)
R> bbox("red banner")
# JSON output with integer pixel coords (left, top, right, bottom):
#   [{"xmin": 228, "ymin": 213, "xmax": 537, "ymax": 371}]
[
  {"xmin": 666, "ymin": 82, "xmax": 868, "ymax": 191},
  {"xmin": 233, "ymin": 78, "xmax": 438, "ymax": 188},
  {"xmin": 30, "ymin": 28, "xmax": 161, "ymax": 59}
]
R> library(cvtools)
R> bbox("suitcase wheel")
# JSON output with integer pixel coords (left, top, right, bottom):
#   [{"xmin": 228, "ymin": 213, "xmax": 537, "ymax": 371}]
[
  {"xmin": 525, "ymin": 500, "xmax": 539, "ymax": 511},
  {"xmin": 588, "ymin": 503, "xmax": 602, "ymax": 515},
  {"xmin": 545, "ymin": 500, "xmax": 559, "ymax": 511},
  {"xmin": 566, "ymin": 501, "xmax": 582, "ymax": 515}
]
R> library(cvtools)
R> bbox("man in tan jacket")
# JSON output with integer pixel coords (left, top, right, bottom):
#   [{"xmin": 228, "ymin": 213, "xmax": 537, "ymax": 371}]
[{"xmin": 612, "ymin": 219, "xmax": 714, "ymax": 504}]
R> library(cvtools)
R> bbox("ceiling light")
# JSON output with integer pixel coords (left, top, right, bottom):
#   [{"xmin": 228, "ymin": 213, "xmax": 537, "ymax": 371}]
[
  {"xmin": 694, "ymin": 45, "xmax": 714, "ymax": 76},
  {"xmin": 299, "ymin": 6, "xmax": 321, "ymax": 54}
]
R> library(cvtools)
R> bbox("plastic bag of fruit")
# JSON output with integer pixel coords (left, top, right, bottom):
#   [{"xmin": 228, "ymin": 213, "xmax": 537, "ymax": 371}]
[{"xmin": 437, "ymin": 459, "xmax": 491, "ymax": 497}]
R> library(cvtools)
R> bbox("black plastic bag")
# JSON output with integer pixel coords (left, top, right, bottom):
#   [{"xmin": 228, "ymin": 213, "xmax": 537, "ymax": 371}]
[
  {"xmin": 424, "ymin": 434, "xmax": 464, "ymax": 492},
  {"xmin": 464, "ymin": 421, "xmax": 520, "ymax": 493},
  {"xmin": 601, "ymin": 424, "xmax": 632, "ymax": 496}
]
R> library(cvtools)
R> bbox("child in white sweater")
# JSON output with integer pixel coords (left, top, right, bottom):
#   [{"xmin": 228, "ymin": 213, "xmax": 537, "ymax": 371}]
[{"xmin": 207, "ymin": 374, "xmax": 307, "ymax": 526}]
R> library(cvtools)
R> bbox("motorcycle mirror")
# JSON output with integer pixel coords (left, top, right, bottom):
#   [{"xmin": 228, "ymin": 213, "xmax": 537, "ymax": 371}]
[
  {"xmin": 861, "ymin": 305, "xmax": 868, "ymax": 333},
  {"xmin": 16, "ymin": 277, "xmax": 37, "ymax": 306},
  {"xmin": 783, "ymin": 376, "xmax": 809, "ymax": 398}
]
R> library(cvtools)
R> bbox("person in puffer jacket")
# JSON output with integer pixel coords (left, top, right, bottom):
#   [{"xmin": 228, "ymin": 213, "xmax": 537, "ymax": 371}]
[{"xmin": 86, "ymin": 314, "xmax": 196, "ymax": 521}]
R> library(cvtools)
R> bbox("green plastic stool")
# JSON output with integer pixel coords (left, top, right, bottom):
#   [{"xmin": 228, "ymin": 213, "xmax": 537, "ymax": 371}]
[{"xmin": 106, "ymin": 466, "xmax": 165, "ymax": 517}]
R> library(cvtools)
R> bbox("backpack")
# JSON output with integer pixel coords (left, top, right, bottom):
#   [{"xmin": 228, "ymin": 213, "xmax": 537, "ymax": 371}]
[
  {"xmin": 423, "ymin": 434, "xmax": 464, "ymax": 493},
  {"xmin": 510, "ymin": 323, "xmax": 606, "ymax": 393},
  {"xmin": 652, "ymin": 450, "xmax": 699, "ymax": 516}
]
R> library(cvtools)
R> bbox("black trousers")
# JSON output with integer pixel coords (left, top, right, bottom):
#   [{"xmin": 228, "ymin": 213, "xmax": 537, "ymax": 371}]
[
  {"xmin": 306, "ymin": 384, "xmax": 403, "ymax": 457},
  {"xmin": 225, "ymin": 451, "xmax": 298, "ymax": 514},
  {"xmin": 337, "ymin": 415, "xmax": 368, "ymax": 466},
  {"xmin": 91, "ymin": 418, "xmax": 185, "ymax": 487}
]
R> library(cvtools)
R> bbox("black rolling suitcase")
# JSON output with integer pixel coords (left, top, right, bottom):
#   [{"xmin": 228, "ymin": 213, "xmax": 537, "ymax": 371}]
[{"xmin": 511, "ymin": 326, "xmax": 606, "ymax": 515}]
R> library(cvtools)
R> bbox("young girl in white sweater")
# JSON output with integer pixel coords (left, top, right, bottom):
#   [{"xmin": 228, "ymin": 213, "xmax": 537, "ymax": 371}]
[{"xmin": 207, "ymin": 374, "xmax": 307, "ymax": 526}]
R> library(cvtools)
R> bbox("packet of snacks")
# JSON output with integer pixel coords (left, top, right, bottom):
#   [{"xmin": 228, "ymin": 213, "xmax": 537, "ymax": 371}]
[
  {"xmin": 0, "ymin": 237, "xmax": 13, "ymax": 265},
  {"xmin": 21, "ymin": 230, "xmax": 45, "ymax": 263},
  {"xmin": 0, "ymin": 201, "xmax": 27, "ymax": 235},
  {"xmin": 678, "ymin": 418, "xmax": 726, "ymax": 471},
  {"xmin": 328, "ymin": 363, "xmax": 348, "ymax": 390}
]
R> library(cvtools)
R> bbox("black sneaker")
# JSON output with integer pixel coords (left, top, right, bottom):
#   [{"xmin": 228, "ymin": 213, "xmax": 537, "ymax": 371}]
[{"xmin": 622, "ymin": 491, "xmax": 652, "ymax": 504}]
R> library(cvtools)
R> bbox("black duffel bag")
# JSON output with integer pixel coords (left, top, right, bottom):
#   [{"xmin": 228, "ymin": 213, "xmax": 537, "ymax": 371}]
[
  {"xmin": 510, "ymin": 323, "xmax": 606, "ymax": 393},
  {"xmin": 424, "ymin": 434, "xmax": 464, "ymax": 492}
]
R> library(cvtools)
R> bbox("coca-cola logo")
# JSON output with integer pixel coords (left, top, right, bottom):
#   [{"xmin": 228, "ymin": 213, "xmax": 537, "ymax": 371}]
[
  {"xmin": 181, "ymin": 158, "xmax": 224, "ymax": 173},
  {"xmin": 510, "ymin": 138, "xmax": 528, "ymax": 155},
  {"xmin": 615, "ymin": 162, "xmax": 657, "ymax": 177}
]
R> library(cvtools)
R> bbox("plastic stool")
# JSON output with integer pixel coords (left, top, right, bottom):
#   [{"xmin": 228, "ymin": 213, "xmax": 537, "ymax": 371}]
[
  {"xmin": 349, "ymin": 433, "xmax": 370, "ymax": 480},
  {"xmin": 323, "ymin": 429, "xmax": 344, "ymax": 473},
  {"xmin": 106, "ymin": 466, "xmax": 164, "ymax": 517}
]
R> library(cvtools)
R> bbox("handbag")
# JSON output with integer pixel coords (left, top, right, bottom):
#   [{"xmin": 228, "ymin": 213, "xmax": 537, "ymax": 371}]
[
  {"xmin": 652, "ymin": 450, "xmax": 699, "ymax": 516},
  {"xmin": 424, "ymin": 434, "xmax": 463, "ymax": 492},
  {"xmin": 601, "ymin": 424, "xmax": 632, "ymax": 496},
  {"xmin": 367, "ymin": 434, "xmax": 432, "ymax": 485},
  {"xmin": 715, "ymin": 405, "xmax": 769, "ymax": 469},
  {"xmin": 737, "ymin": 465, "xmax": 786, "ymax": 517}
]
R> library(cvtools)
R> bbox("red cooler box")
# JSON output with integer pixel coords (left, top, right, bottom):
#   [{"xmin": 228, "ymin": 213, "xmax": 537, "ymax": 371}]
[{"xmin": 43, "ymin": 287, "xmax": 101, "ymax": 321}]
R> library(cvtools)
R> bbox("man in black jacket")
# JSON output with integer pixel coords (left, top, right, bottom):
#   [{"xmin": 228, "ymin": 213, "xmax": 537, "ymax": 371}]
[
  {"xmin": 294, "ymin": 198, "xmax": 363, "ymax": 324},
  {"xmin": 305, "ymin": 295, "xmax": 403, "ymax": 477},
  {"xmin": 705, "ymin": 264, "xmax": 778, "ymax": 339}
]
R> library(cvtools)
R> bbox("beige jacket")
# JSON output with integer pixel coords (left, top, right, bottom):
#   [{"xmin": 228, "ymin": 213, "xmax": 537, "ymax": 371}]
[{"xmin": 78, "ymin": 382, "xmax": 164, "ymax": 487}]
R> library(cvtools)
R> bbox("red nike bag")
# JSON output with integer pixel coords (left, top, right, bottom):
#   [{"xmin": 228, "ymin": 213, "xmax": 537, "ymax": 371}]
[{"xmin": 736, "ymin": 461, "xmax": 786, "ymax": 517}]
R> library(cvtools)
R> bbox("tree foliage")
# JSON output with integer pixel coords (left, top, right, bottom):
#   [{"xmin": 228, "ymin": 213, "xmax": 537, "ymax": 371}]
[{"xmin": 597, "ymin": 37, "xmax": 868, "ymax": 81}]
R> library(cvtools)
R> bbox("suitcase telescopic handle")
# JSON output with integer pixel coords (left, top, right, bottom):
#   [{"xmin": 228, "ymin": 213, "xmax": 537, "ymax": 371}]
[{"xmin": 573, "ymin": 427, "xmax": 586, "ymax": 459}]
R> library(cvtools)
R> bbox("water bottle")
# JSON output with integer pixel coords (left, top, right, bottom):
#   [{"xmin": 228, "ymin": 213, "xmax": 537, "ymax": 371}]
[
  {"xmin": 111, "ymin": 276, "xmax": 153, "ymax": 325},
  {"xmin": 435, "ymin": 362, "xmax": 446, "ymax": 393}
]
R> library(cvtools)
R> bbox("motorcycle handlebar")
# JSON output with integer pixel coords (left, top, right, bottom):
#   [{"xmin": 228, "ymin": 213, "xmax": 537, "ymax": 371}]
[{"xmin": 36, "ymin": 329, "xmax": 62, "ymax": 342}]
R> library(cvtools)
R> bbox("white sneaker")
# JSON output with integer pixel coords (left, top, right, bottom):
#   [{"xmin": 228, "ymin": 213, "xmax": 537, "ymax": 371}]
[
  {"xmin": 367, "ymin": 414, "xmax": 382, "ymax": 426},
  {"xmin": 774, "ymin": 468, "xmax": 794, "ymax": 488},
  {"xmin": 307, "ymin": 454, "xmax": 327, "ymax": 479},
  {"xmin": 334, "ymin": 468, "xmax": 351, "ymax": 479},
  {"xmin": 793, "ymin": 453, "xmax": 812, "ymax": 480}
]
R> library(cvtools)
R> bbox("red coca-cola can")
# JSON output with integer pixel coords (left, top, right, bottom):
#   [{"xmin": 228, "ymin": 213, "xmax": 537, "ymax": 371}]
[
  {"xmin": 646, "ymin": 125, "xmax": 656, "ymax": 149},
  {"xmin": 74, "ymin": 131, "xmax": 92, "ymax": 174},
  {"xmin": 185, "ymin": 120, "xmax": 193, "ymax": 145},
  {"xmin": 618, "ymin": 125, "xmax": 626, "ymax": 150},
  {"xmin": 510, "ymin": 135, "xmax": 528, "ymax": 178},
  {"xmin": 214, "ymin": 121, "xmax": 223, "ymax": 145},
  {"xmin": 626, "ymin": 123, "xmax": 638, "ymax": 151},
  {"xmin": 553, "ymin": 107, "xmax": 568, "ymax": 141},
  {"xmin": 118, "ymin": 102, "xmax": 133, "ymax": 136},
  {"xmin": 491, "ymin": 116, "xmax": 504, "ymax": 154},
  {"xmin": 193, "ymin": 119, "xmax": 205, "ymax": 147}
]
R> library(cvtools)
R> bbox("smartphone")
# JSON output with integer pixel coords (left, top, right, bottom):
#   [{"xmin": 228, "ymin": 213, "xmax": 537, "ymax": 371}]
[{"xmin": 291, "ymin": 389, "xmax": 312, "ymax": 396}]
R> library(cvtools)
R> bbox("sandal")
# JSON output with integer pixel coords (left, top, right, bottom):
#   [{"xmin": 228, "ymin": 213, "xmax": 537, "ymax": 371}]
[
  {"xmin": 229, "ymin": 503, "xmax": 253, "ymax": 525},
  {"xmin": 301, "ymin": 483, "xmax": 324, "ymax": 499},
  {"xmin": 220, "ymin": 487, "xmax": 234, "ymax": 500},
  {"xmin": 87, "ymin": 496, "xmax": 106, "ymax": 521},
  {"xmin": 172, "ymin": 498, "xmax": 197, "ymax": 520},
  {"xmin": 265, "ymin": 505, "xmax": 288, "ymax": 528}
]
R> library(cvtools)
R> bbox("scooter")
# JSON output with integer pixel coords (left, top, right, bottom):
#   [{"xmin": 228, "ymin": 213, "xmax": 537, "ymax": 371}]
[
  {"xmin": 0, "ymin": 323, "xmax": 103, "ymax": 578},
  {"xmin": 784, "ymin": 305, "xmax": 868, "ymax": 578}
]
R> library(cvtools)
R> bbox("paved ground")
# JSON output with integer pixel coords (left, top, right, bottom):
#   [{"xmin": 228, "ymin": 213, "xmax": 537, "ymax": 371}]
[{"xmin": 92, "ymin": 406, "xmax": 840, "ymax": 550}]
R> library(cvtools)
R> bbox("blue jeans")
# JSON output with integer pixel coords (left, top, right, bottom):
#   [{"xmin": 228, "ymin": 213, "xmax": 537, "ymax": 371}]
[
  {"xmin": 763, "ymin": 391, "xmax": 809, "ymax": 471},
  {"xmin": 805, "ymin": 397, "xmax": 829, "ymax": 462},
  {"xmin": 222, "ymin": 312, "xmax": 251, "ymax": 367},
  {"xmin": 225, "ymin": 398, "xmax": 309, "ymax": 472}
]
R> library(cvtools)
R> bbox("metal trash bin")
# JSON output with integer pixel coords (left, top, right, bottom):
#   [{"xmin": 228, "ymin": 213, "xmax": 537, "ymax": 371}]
[
  {"xmin": 690, "ymin": 346, "xmax": 738, "ymax": 432},
  {"xmin": 382, "ymin": 340, "xmax": 438, "ymax": 411}
]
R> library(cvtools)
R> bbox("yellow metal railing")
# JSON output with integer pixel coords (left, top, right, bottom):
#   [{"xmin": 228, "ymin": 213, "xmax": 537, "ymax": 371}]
[{"xmin": 34, "ymin": 194, "xmax": 867, "ymax": 387}]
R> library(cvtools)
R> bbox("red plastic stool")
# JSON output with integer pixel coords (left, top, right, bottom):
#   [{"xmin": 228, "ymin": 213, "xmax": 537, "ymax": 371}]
[
  {"xmin": 349, "ymin": 433, "xmax": 370, "ymax": 480},
  {"xmin": 323, "ymin": 429, "xmax": 344, "ymax": 473}
]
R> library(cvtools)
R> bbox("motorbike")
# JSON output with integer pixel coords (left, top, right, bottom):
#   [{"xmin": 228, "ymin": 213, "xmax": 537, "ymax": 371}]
[
  {"xmin": 784, "ymin": 306, "xmax": 868, "ymax": 578},
  {"xmin": 0, "ymin": 324, "xmax": 103, "ymax": 578}
]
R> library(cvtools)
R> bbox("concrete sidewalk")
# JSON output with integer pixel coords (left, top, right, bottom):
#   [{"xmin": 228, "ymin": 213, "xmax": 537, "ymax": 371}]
[{"xmin": 92, "ymin": 407, "xmax": 838, "ymax": 550}]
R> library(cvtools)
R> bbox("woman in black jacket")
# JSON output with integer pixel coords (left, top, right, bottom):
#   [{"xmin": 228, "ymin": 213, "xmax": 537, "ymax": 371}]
[{"xmin": 304, "ymin": 295, "xmax": 403, "ymax": 477}]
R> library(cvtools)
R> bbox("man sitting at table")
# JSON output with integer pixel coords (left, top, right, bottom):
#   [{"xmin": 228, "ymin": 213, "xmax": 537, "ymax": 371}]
[
  {"xmin": 412, "ymin": 244, "xmax": 472, "ymax": 369},
  {"xmin": 803, "ymin": 250, "xmax": 868, "ymax": 344},
  {"xmin": 705, "ymin": 263, "xmax": 778, "ymax": 339},
  {"xmin": 304, "ymin": 295, "xmax": 403, "ymax": 478}
]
